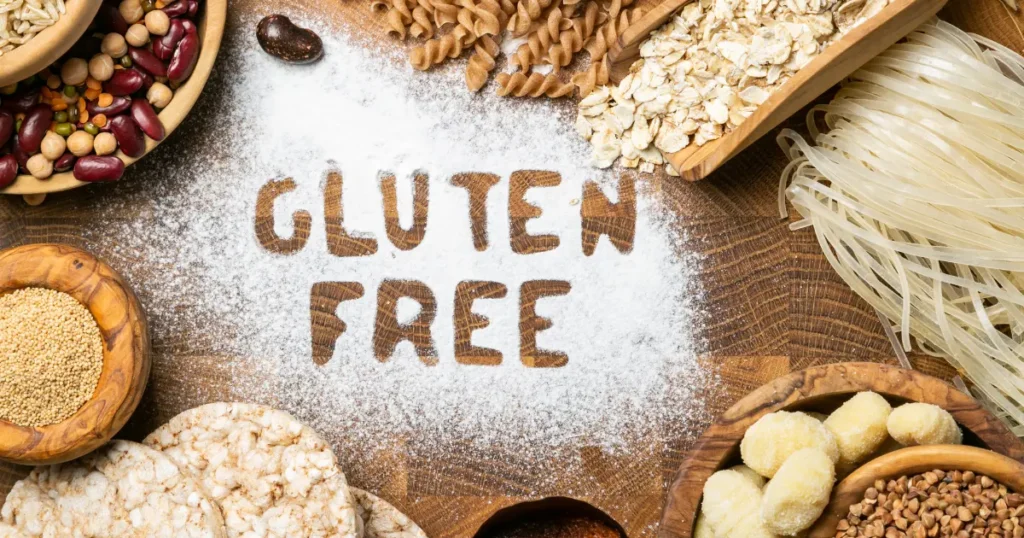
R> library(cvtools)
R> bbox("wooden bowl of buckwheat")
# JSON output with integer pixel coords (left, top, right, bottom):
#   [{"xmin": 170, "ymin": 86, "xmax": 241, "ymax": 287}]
[
  {"xmin": 0, "ymin": 243, "xmax": 149, "ymax": 465},
  {"xmin": 808, "ymin": 445, "xmax": 1024, "ymax": 537},
  {"xmin": 0, "ymin": 0, "xmax": 103, "ymax": 88}
]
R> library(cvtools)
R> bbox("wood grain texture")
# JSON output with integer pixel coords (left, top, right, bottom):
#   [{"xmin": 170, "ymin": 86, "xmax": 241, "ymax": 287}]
[
  {"xmin": 0, "ymin": 0, "xmax": 1018, "ymax": 535},
  {"xmin": 607, "ymin": 0, "xmax": 948, "ymax": 181},
  {"xmin": 808, "ymin": 446, "xmax": 1024, "ymax": 537},
  {"xmin": 659, "ymin": 363, "xmax": 1024, "ymax": 538},
  {"xmin": 0, "ymin": 0, "xmax": 227, "ymax": 196},
  {"xmin": 0, "ymin": 0, "xmax": 102, "ymax": 87},
  {"xmin": 0, "ymin": 243, "xmax": 150, "ymax": 465}
]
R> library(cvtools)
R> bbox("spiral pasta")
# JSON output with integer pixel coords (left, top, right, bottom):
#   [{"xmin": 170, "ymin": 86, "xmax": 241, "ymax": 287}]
[
  {"xmin": 509, "ymin": 7, "xmax": 564, "ymax": 69},
  {"xmin": 466, "ymin": 35, "xmax": 500, "ymax": 91},
  {"xmin": 549, "ymin": 2, "xmax": 598, "ymax": 71},
  {"xmin": 431, "ymin": 0, "xmax": 460, "ymax": 27},
  {"xmin": 507, "ymin": 0, "xmax": 556, "ymax": 36},
  {"xmin": 410, "ymin": 28, "xmax": 475, "ymax": 70},
  {"xmin": 571, "ymin": 55, "xmax": 608, "ymax": 97},
  {"xmin": 496, "ymin": 71, "xmax": 575, "ymax": 98},
  {"xmin": 409, "ymin": 5, "xmax": 435, "ymax": 39},
  {"xmin": 385, "ymin": 0, "xmax": 414, "ymax": 39},
  {"xmin": 584, "ymin": 6, "xmax": 641, "ymax": 59}
]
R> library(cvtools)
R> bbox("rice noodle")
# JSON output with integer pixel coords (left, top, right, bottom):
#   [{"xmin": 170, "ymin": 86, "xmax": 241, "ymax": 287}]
[{"xmin": 780, "ymin": 19, "xmax": 1024, "ymax": 435}]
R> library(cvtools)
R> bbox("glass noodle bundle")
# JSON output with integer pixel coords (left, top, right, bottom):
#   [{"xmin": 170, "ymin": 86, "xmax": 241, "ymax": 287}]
[{"xmin": 779, "ymin": 19, "xmax": 1024, "ymax": 434}]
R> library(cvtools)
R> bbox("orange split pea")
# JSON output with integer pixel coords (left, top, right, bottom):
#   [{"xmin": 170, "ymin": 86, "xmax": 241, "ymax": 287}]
[
  {"xmin": 51, "ymin": 99, "xmax": 68, "ymax": 112},
  {"xmin": 92, "ymin": 114, "xmax": 107, "ymax": 128}
]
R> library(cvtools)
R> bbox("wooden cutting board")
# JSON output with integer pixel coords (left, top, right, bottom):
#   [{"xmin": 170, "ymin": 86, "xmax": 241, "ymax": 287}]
[{"xmin": 0, "ymin": 0, "xmax": 1019, "ymax": 536}]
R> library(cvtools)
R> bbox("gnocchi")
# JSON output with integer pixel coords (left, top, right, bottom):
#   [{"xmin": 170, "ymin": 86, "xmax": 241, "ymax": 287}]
[
  {"xmin": 740, "ymin": 411, "xmax": 839, "ymax": 478},
  {"xmin": 887, "ymin": 402, "xmax": 962, "ymax": 446},
  {"xmin": 701, "ymin": 469, "xmax": 775, "ymax": 538},
  {"xmin": 761, "ymin": 448, "xmax": 835, "ymax": 536},
  {"xmin": 824, "ymin": 391, "xmax": 892, "ymax": 464}
]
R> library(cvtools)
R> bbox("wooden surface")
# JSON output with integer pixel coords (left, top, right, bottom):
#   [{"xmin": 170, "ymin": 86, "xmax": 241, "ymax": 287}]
[
  {"xmin": 0, "ymin": 244, "xmax": 150, "ymax": 465},
  {"xmin": 0, "ymin": 0, "xmax": 102, "ymax": 88},
  {"xmin": 609, "ymin": 0, "xmax": 948, "ymax": 181},
  {"xmin": 0, "ymin": 0, "xmax": 227, "ymax": 196},
  {"xmin": 660, "ymin": 362, "xmax": 1024, "ymax": 538},
  {"xmin": 0, "ymin": 0, "xmax": 1020, "ymax": 535},
  {"xmin": 809, "ymin": 446, "xmax": 1024, "ymax": 537}
]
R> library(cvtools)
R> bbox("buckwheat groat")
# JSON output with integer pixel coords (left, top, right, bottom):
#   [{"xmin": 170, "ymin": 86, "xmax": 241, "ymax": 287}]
[
  {"xmin": 1, "ymin": 440, "xmax": 225, "ymax": 538},
  {"xmin": 352, "ymin": 488, "xmax": 429, "ymax": 538},
  {"xmin": 144, "ymin": 402, "xmax": 360, "ymax": 538}
]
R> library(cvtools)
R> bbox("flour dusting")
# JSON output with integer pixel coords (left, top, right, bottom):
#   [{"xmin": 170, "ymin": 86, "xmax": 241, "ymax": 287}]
[{"xmin": 85, "ymin": 17, "xmax": 715, "ymax": 479}]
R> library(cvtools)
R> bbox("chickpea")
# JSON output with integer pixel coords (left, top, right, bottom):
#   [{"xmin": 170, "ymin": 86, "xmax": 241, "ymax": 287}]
[
  {"xmin": 93, "ymin": 132, "xmax": 118, "ymax": 156},
  {"xmin": 46, "ymin": 74, "xmax": 61, "ymax": 89},
  {"xmin": 26, "ymin": 154, "xmax": 53, "ymax": 179},
  {"xmin": 66, "ymin": 131, "xmax": 95, "ymax": 157},
  {"xmin": 88, "ymin": 54, "xmax": 115, "ymax": 82},
  {"xmin": 101, "ymin": 33, "xmax": 128, "ymax": 58},
  {"xmin": 125, "ymin": 24, "xmax": 150, "ymax": 47},
  {"xmin": 147, "ymin": 82, "xmax": 173, "ymax": 109},
  {"xmin": 144, "ymin": 9, "xmax": 170, "ymax": 36},
  {"xmin": 118, "ymin": 0, "xmax": 144, "ymax": 24},
  {"xmin": 60, "ymin": 58, "xmax": 88, "ymax": 86},
  {"xmin": 40, "ymin": 131, "xmax": 67, "ymax": 161}
]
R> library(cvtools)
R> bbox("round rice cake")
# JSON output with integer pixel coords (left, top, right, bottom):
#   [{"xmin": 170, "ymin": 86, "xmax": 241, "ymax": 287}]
[
  {"xmin": 143, "ymin": 402, "xmax": 360, "ymax": 538},
  {"xmin": 352, "ymin": 488, "xmax": 428, "ymax": 538},
  {"xmin": 0, "ymin": 440, "xmax": 225, "ymax": 538},
  {"xmin": 0, "ymin": 523, "xmax": 27, "ymax": 538}
]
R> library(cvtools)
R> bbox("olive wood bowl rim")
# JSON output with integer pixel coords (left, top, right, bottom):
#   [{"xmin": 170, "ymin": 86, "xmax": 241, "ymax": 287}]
[
  {"xmin": 0, "ymin": 0, "xmax": 103, "ymax": 88},
  {"xmin": 657, "ymin": 362, "xmax": 1024, "ymax": 538},
  {"xmin": 0, "ymin": 243, "xmax": 150, "ymax": 465},
  {"xmin": 0, "ymin": 0, "xmax": 227, "ymax": 195},
  {"xmin": 807, "ymin": 445, "xmax": 1024, "ymax": 537}
]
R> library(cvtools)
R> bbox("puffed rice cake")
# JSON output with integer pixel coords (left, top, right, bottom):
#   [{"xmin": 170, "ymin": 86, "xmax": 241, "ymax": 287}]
[
  {"xmin": 0, "ymin": 523, "xmax": 26, "ymax": 538},
  {"xmin": 143, "ymin": 402, "xmax": 360, "ymax": 538},
  {"xmin": 352, "ymin": 488, "xmax": 428, "ymax": 538},
  {"xmin": 0, "ymin": 440, "xmax": 225, "ymax": 538}
]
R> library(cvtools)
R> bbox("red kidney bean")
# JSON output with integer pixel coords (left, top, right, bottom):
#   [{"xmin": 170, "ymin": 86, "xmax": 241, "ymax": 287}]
[
  {"xmin": 98, "ymin": 4, "xmax": 129, "ymax": 34},
  {"xmin": 110, "ymin": 115, "xmax": 145, "ymax": 157},
  {"xmin": 133, "ymin": 67, "xmax": 155, "ymax": 90},
  {"xmin": 0, "ymin": 154, "xmax": 17, "ymax": 189},
  {"xmin": 154, "ymin": 20, "xmax": 185, "ymax": 60},
  {"xmin": 54, "ymin": 152, "xmax": 77, "ymax": 173},
  {"xmin": 0, "ymin": 111, "xmax": 13, "ymax": 148},
  {"xmin": 1, "ymin": 90, "xmax": 40, "ymax": 114},
  {"xmin": 186, "ymin": 0, "xmax": 198, "ymax": 17},
  {"xmin": 181, "ymin": 19, "xmax": 197, "ymax": 34},
  {"xmin": 105, "ymin": 69, "xmax": 145, "ymax": 96},
  {"xmin": 87, "ymin": 96, "xmax": 132, "ymax": 116},
  {"xmin": 161, "ymin": 0, "xmax": 187, "ymax": 16},
  {"xmin": 129, "ymin": 47, "xmax": 168, "ymax": 77},
  {"xmin": 74, "ymin": 156, "xmax": 124, "ymax": 182},
  {"xmin": 131, "ymin": 99, "xmax": 165, "ymax": 141},
  {"xmin": 18, "ymin": 104, "xmax": 53, "ymax": 153},
  {"xmin": 168, "ymin": 32, "xmax": 200, "ymax": 83}
]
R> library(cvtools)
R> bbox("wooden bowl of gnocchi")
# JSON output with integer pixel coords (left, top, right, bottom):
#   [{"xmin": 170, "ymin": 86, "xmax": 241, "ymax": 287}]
[{"xmin": 659, "ymin": 362, "xmax": 1024, "ymax": 538}]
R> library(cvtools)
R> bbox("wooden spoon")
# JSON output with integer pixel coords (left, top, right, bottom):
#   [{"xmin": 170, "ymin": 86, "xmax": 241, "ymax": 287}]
[
  {"xmin": 807, "ymin": 445, "xmax": 1024, "ymax": 537},
  {"xmin": 605, "ymin": 0, "xmax": 948, "ymax": 181}
]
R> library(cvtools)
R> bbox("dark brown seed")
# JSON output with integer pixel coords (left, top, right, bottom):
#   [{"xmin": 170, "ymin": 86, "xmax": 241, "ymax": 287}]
[
  {"xmin": 0, "ymin": 110, "xmax": 14, "ymax": 148},
  {"xmin": 256, "ymin": 15, "xmax": 323, "ymax": 64},
  {"xmin": 54, "ymin": 152, "xmax": 76, "ymax": 173}
]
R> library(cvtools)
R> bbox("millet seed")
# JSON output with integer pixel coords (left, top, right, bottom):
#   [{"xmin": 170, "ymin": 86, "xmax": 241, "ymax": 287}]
[{"xmin": 0, "ymin": 287, "xmax": 104, "ymax": 427}]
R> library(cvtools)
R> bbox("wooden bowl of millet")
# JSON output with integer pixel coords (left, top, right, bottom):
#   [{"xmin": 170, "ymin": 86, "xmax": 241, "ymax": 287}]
[
  {"xmin": 0, "ymin": 0, "xmax": 227, "ymax": 203},
  {"xmin": 0, "ymin": 243, "xmax": 150, "ymax": 465}
]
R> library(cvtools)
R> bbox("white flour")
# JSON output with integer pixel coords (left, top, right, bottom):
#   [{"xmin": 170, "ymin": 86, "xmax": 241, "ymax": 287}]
[{"xmin": 90, "ymin": 17, "xmax": 715, "ymax": 477}]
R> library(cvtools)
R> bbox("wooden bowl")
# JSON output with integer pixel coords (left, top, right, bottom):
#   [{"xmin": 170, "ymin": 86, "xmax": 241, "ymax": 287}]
[
  {"xmin": 658, "ymin": 362, "xmax": 1024, "ymax": 538},
  {"xmin": 0, "ymin": 0, "xmax": 103, "ymax": 88},
  {"xmin": 807, "ymin": 445, "xmax": 1024, "ymax": 537},
  {"xmin": 0, "ymin": 243, "xmax": 150, "ymax": 465},
  {"xmin": 0, "ymin": 0, "xmax": 227, "ymax": 197}
]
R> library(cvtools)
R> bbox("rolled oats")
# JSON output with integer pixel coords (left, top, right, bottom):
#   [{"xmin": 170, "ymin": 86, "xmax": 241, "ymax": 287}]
[
  {"xmin": 576, "ymin": 0, "xmax": 891, "ymax": 172},
  {"xmin": 1, "ymin": 441, "xmax": 225, "ymax": 538},
  {"xmin": 351, "ymin": 488, "xmax": 429, "ymax": 538},
  {"xmin": 143, "ymin": 402, "xmax": 360, "ymax": 538}
]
